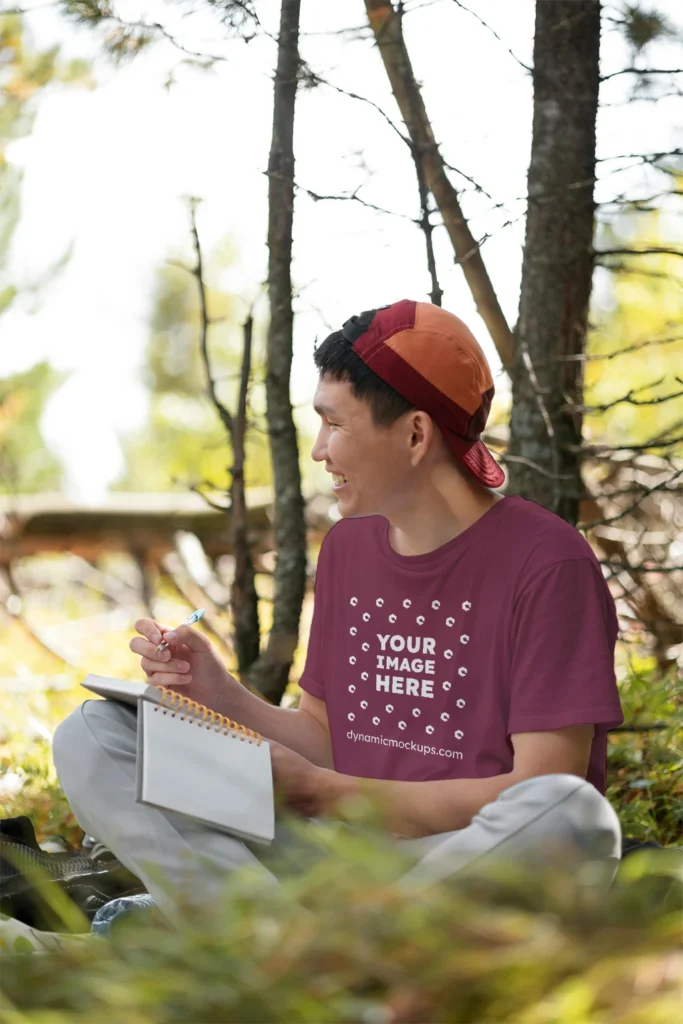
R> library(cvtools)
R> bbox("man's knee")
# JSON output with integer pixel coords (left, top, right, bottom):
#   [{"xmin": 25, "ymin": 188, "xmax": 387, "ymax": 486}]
[
  {"xmin": 53, "ymin": 700, "xmax": 136, "ymax": 794},
  {"xmin": 498, "ymin": 773, "xmax": 621, "ymax": 860}
]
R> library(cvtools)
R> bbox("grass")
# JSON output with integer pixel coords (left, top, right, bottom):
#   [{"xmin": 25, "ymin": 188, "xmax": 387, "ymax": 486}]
[{"xmin": 1, "ymin": 606, "xmax": 681, "ymax": 1023}]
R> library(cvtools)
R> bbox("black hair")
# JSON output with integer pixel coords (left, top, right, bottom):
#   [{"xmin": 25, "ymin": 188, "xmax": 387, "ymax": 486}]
[{"xmin": 313, "ymin": 309, "xmax": 414, "ymax": 427}]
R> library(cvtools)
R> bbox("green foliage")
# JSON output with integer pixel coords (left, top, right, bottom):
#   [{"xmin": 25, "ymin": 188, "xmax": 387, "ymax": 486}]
[
  {"xmin": 0, "ymin": 362, "xmax": 66, "ymax": 493},
  {"xmin": 0, "ymin": 830, "xmax": 681, "ymax": 1023},
  {"xmin": 588, "ymin": 207, "xmax": 683, "ymax": 451},
  {"xmin": 0, "ymin": 12, "xmax": 93, "ymax": 282},
  {"xmin": 607, "ymin": 666, "xmax": 683, "ymax": 844},
  {"xmin": 619, "ymin": 4, "xmax": 679, "ymax": 55},
  {"xmin": 116, "ymin": 253, "xmax": 273, "ymax": 494}
]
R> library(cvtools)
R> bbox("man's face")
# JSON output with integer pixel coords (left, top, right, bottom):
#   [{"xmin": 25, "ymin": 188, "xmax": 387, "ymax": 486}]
[{"xmin": 311, "ymin": 377, "xmax": 416, "ymax": 519}]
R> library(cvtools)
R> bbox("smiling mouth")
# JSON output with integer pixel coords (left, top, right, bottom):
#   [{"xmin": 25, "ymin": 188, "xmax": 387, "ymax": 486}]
[{"xmin": 331, "ymin": 473, "xmax": 348, "ymax": 489}]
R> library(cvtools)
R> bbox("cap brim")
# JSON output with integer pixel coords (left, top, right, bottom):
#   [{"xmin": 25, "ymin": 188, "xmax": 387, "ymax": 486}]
[{"xmin": 442, "ymin": 431, "xmax": 506, "ymax": 489}]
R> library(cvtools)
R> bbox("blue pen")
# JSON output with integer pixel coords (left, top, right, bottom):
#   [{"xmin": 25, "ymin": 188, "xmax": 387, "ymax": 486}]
[{"xmin": 155, "ymin": 608, "xmax": 205, "ymax": 654}]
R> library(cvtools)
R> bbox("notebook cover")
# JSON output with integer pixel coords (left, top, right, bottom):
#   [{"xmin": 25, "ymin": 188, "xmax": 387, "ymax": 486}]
[
  {"xmin": 81, "ymin": 674, "xmax": 164, "ymax": 709},
  {"xmin": 136, "ymin": 700, "xmax": 274, "ymax": 844}
]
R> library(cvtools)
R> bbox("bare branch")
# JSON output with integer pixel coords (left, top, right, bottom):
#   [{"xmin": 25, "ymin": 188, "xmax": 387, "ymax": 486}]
[
  {"xmin": 364, "ymin": 0, "xmax": 515, "ymax": 370},
  {"xmin": 187, "ymin": 198, "xmax": 234, "ymax": 438},
  {"xmin": 550, "ymin": 335, "xmax": 683, "ymax": 363},
  {"xmin": 448, "ymin": 0, "xmax": 532, "ymax": 74},
  {"xmin": 599, "ymin": 561, "xmax": 683, "ymax": 575},
  {"xmin": 186, "ymin": 483, "xmax": 230, "ymax": 513},
  {"xmin": 601, "ymin": 66, "xmax": 683, "ymax": 82},
  {"xmin": 411, "ymin": 139, "xmax": 443, "ymax": 306},
  {"xmin": 596, "ymin": 246, "xmax": 683, "ymax": 261},
  {"xmin": 571, "ymin": 378, "xmax": 683, "ymax": 414},
  {"xmin": 297, "ymin": 183, "xmax": 416, "ymax": 222},
  {"xmin": 596, "ymin": 147, "xmax": 683, "ymax": 164},
  {"xmin": 579, "ymin": 466, "xmax": 683, "ymax": 529},
  {"xmin": 497, "ymin": 453, "xmax": 575, "ymax": 480},
  {"xmin": 304, "ymin": 68, "xmax": 408, "ymax": 145},
  {"xmin": 578, "ymin": 432, "xmax": 683, "ymax": 456}
]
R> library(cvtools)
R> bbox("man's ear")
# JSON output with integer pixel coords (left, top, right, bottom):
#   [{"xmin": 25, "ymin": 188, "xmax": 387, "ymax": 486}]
[{"xmin": 408, "ymin": 411, "xmax": 433, "ymax": 461}]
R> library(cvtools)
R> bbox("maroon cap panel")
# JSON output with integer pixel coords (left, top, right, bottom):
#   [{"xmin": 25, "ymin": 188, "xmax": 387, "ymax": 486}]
[{"xmin": 356, "ymin": 339, "xmax": 473, "ymax": 439}]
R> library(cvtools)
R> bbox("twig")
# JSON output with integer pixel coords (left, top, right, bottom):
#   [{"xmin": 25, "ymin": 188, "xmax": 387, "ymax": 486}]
[
  {"xmin": 297, "ymin": 183, "xmax": 416, "ymax": 222},
  {"xmin": 305, "ymin": 70, "xmax": 408, "ymax": 145},
  {"xmin": 573, "ymin": 382, "xmax": 683, "ymax": 414},
  {"xmin": 187, "ymin": 198, "xmax": 234, "ymax": 437},
  {"xmin": 448, "ymin": 0, "xmax": 532, "ymax": 74},
  {"xmin": 409, "ymin": 140, "xmax": 443, "ymax": 306},
  {"xmin": 601, "ymin": 67, "xmax": 683, "ymax": 82},
  {"xmin": 579, "ymin": 466, "xmax": 683, "ymax": 529},
  {"xmin": 609, "ymin": 723, "xmax": 669, "ymax": 732},
  {"xmin": 549, "ymin": 335, "xmax": 682, "ymax": 362},
  {"xmin": 497, "ymin": 453, "xmax": 574, "ymax": 480},
  {"xmin": 596, "ymin": 246, "xmax": 683, "ymax": 260},
  {"xmin": 598, "ymin": 562, "xmax": 683, "ymax": 575}
]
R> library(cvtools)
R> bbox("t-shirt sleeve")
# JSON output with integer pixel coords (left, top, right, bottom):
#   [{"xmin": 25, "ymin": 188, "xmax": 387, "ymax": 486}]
[
  {"xmin": 298, "ymin": 537, "xmax": 330, "ymax": 701},
  {"xmin": 508, "ymin": 558, "xmax": 624, "ymax": 734}
]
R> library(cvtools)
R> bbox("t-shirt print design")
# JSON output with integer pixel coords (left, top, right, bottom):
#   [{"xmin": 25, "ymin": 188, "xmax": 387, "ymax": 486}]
[{"xmin": 344, "ymin": 593, "xmax": 472, "ymax": 752}]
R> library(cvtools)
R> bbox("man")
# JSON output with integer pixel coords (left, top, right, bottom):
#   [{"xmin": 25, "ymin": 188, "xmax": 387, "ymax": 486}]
[{"xmin": 53, "ymin": 300, "xmax": 624, "ymax": 907}]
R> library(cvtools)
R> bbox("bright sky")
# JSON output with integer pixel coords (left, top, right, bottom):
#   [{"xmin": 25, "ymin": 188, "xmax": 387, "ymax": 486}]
[{"xmin": 3, "ymin": 0, "xmax": 682, "ymax": 501}]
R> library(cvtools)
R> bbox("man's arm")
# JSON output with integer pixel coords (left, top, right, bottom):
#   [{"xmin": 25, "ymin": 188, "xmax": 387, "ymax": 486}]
[
  {"xmin": 226, "ymin": 687, "xmax": 335, "ymax": 768},
  {"xmin": 308, "ymin": 724, "xmax": 595, "ymax": 838},
  {"xmin": 132, "ymin": 619, "xmax": 335, "ymax": 767}
]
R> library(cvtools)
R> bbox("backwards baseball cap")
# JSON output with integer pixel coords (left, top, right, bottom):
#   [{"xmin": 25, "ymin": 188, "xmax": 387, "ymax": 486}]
[{"xmin": 341, "ymin": 299, "xmax": 505, "ymax": 489}]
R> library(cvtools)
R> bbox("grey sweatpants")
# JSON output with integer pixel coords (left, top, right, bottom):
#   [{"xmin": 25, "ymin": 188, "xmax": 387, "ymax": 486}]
[{"xmin": 53, "ymin": 701, "xmax": 622, "ymax": 912}]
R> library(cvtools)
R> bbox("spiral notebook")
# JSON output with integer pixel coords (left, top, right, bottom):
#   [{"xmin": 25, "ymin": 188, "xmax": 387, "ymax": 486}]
[{"xmin": 81, "ymin": 674, "xmax": 274, "ymax": 844}]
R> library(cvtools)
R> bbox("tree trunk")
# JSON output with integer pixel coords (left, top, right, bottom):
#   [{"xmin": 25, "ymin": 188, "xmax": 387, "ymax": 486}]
[
  {"xmin": 246, "ymin": 0, "xmax": 307, "ymax": 705},
  {"xmin": 507, "ymin": 1, "xmax": 601, "ymax": 523},
  {"xmin": 364, "ymin": 0, "xmax": 514, "ymax": 369},
  {"xmin": 230, "ymin": 313, "xmax": 261, "ymax": 673}
]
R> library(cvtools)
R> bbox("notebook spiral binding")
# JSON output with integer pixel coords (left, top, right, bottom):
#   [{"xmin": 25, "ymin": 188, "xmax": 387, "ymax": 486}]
[{"xmin": 153, "ymin": 686, "xmax": 262, "ymax": 745}]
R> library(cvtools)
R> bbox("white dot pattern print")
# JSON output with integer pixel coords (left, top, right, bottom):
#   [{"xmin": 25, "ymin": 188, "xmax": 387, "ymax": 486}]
[{"xmin": 342, "ymin": 579, "xmax": 475, "ymax": 766}]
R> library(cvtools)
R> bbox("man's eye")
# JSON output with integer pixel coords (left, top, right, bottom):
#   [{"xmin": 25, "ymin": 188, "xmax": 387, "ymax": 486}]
[{"xmin": 328, "ymin": 422, "xmax": 340, "ymax": 429}]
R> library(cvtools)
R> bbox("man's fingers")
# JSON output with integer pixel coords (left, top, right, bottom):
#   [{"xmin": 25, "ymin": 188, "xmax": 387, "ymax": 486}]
[
  {"xmin": 147, "ymin": 672, "xmax": 193, "ymax": 689},
  {"xmin": 134, "ymin": 618, "xmax": 173, "ymax": 646},
  {"xmin": 141, "ymin": 656, "xmax": 190, "ymax": 676},
  {"xmin": 130, "ymin": 637, "xmax": 172, "ymax": 661},
  {"xmin": 160, "ymin": 624, "xmax": 212, "ymax": 652}
]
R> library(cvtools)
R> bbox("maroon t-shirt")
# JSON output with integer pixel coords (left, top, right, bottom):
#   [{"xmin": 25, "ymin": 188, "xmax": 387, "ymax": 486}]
[{"xmin": 299, "ymin": 496, "xmax": 623, "ymax": 794}]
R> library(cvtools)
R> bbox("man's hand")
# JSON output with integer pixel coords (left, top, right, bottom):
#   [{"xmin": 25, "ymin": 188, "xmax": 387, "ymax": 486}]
[
  {"xmin": 269, "ymin": 740, "xmax": 333, "ymax": 818},
  {"xmin": 130, "ymin": 618, "xmax": 237, "ymax": 713}
]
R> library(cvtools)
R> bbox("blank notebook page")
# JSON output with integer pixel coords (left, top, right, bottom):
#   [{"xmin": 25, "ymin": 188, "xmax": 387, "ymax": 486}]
[{"xmin": 137, "ymin": 701, "xmax": 274, "ymax": 844}]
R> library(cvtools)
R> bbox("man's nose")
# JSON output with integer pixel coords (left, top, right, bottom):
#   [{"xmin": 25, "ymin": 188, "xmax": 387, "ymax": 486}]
[{"xmin": 311, "ymin": 429, "xmax": 326, "ymax": 462}]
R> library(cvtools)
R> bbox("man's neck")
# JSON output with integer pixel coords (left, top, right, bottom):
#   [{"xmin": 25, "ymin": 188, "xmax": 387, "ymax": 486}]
[{"xmin": 386, "ymin": 476, "xmax": 502, "ymax": 557}]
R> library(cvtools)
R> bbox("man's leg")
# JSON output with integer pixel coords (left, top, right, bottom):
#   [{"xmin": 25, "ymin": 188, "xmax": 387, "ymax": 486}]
[
  {"xmin": 398, "ymin": 774, "xmax": 622, "ymax": 889},
  {"xmin": 52, "ymin": 700, "xmax": 278, "ymax": 915}
]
